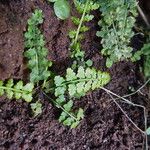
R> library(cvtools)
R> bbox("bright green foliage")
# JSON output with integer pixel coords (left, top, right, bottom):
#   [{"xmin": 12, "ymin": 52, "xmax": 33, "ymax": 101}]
[
  {"xmin": 54, "ymin": 66, "xmax": 110, "ymax": 98},
  {"xmin": 48, "ymin": 0, "xmax": 70, "ymax": 20},
  {"xmin": 30, "ymin": 101, "xmax": 42, "ymax": 117},
  {"xmin": 57, "ymin": 99, "xmax": 84, "ymax": 128},
  {"xmin": 69, "ymin": 0, "xmax": 99, "ymax": 67},
  {"xmin": 53, "ymin": 66, "xmax": 110, "ymax": 127},
  {"xmin": 24, "ymin": 9, "xmax": 52, "ymax": 83},
  {"xmin": 75, "ymin": 0, "xmax": 99, "ymax": 14},
  {"xmin": 97, "ymin": 0, "xmax": 138, "ymax": 67},
  {"xmin": 0, "ymin": 79, "xmax": 34, "ymax": 102}
]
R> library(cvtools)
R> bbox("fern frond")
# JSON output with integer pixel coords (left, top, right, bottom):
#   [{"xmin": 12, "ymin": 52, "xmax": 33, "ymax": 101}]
[
  {"xmin": 0, "ymin": 79, "xmax": 34, "ymax": 102},
  {"xmin": 24, "ymin": 9, "xmax": 52, "ymax": 83},
  {"xmin": 54, "ymin": 66, "xmax": 110, "ymax": 98},
  {"xmin": 69, "ymin": 0, "xmax": 99, "ymax": 67},
  {"xmin": 97, "ymin": 0, "xmax": 138, "ymax": 67}
]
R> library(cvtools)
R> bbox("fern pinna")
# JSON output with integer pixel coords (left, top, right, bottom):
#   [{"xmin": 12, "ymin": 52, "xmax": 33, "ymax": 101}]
[
  {"xmin": 24, "ymin": 9, "xmax": 52, "ymax": 83},
  {"xmin": 97, "ymin": 0, "xmax": 138, "ymax": 67}
]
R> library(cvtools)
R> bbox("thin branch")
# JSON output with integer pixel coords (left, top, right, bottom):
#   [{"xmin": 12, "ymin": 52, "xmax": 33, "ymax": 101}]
[
  {"xmin": 101, "ymin": 87, "xmax": 145, "ymax": 109},
  {"xmin": 106, "ymin": 91, "xmax": 145, "ymax": 134},
  {"xmin": 117, "ymin": 78, "xmax": 150, "ymax": 99},
  {"xmin": 101, "ymin": 87, "xmax": 148, "ymax": 150}
]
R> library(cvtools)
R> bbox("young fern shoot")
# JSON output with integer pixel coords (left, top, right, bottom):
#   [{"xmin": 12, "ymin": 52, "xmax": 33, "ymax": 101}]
[{"xmin": 24, "ymin": 9, "xmax": 52, "ymax": 83}]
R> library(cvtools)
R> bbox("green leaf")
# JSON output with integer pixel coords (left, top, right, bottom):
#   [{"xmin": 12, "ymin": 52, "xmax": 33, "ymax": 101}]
[
  {"xmin": 76, "ymin": 82, "xmax": 85, "ymax": 95},
  {"xmin": 85, "ymin": 68, "xmax": 92, "ymax": 78},
  {"xmin": 63, "ymin": 117, "xmax": 74, "ymax": 126},
  {"xmin": 84, "ymin": 80, "xmax": 92, "ymax": 92},
  {"xmin": 69, "ymin": 0, "xmax": 99, "ymax": 63},
  {"xmin": 30, "ymin": 101, "xmax": 42, "ymax": 117},
  {"xmin": 77, "ymin": 66, "xmax": 85, "ymax": 79},
  {"xmin": 6, "ymin": 79, "xmax": 13, "ymax": 88},
  {"xmin": 77, "ymin": 108, "xmax": 84, "ymax": 120},
  {"xmin": 6, "ymin": 79, "xmax": 14, "ymax": 99},
  {"xmin": 53, "ymin": 66, "xmax": 110, "ymax": 128},
  {"xmin": 68, "ymin": 84, "xmax": 76, "ymax": 97},
  {"xmin": 54, "ymin": 0, "xmax": 70, "ymax": 20},
  {"xmin": 59, "ymin": 112, "xmax": 68, "ymax": 122},
  {"xmin": 7, "ymin": 91, "xmax": 14, "ymax": 99},
  {"xmin": 54, "ymin": 76, "xmax": 65, "ymax": 86},
  {"xmin": 23, "ymin": 83, "xmax": 34, "ymax": 92},
  {"xmin": 66, "ymin": 68, "xmax": 77, "ymax": 81},
  {"xmin": 71, "ymin": 121, "xmax": 80, "ymax": 128},
  {"xmin": 141, "ymin": 40, "xmax": 150, "ymax": 78},
  {"xmin": 63, "ymin": 100, "xmax": 73, "ymax": 112},
  {"xmin": 14, "ymin": 81, "xmax": 23, "ymax": 99},
  {"xmin": 86, "ymin": 59, "xmax": 93, "ymax": 67},
  {"xmin": 55, "ymin": 86, "xmax": 66, "ymax": 97},
  {"xmin": 56, "ymin": 95, "xmax": 65, "ymax": 104},
  {"xmin": 106, "ymin": 58, "xmax": 113, "ymax": 68},
  {"xmin": 22, "ymin": 93, "xmax": 33, "ymax": 102},
  {"xmin": 71, "ymin": 17, "xmax": 80, "ymax": 25}
]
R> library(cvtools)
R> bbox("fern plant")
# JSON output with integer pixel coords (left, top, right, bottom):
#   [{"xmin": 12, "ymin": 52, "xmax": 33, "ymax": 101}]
[
  {"xmin": 23, "ymin": 8, "xmax": 111, "ymax": 128},
  {"xmin": 0, "ymin": 79, "xmax": 34, "ymax": 102},
  {"xmin": 96, "ymin": 0, "xmax": 138, "ymax": 67},
  {"xmin": 69, "ymin": 0, "xmax": 99, "ymax": 68},
  {"xmin": 0, "ymin": 8, "xmax": 111, "ymax": 129},
  {"xmin": 24, "ymin": 9, "xmax": 52, "ymax": 83}
]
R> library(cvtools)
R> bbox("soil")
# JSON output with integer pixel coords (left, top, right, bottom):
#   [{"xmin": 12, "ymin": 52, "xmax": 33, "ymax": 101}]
[{"xmin": 0, "ymin": 0, "xmax": 149, "ymax": 150}]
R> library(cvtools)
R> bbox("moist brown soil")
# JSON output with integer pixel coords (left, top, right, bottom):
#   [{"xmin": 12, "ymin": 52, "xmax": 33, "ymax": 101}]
[{"xmin": 0, "ymin": 0, "xmax": 149, "ymax": 150}]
